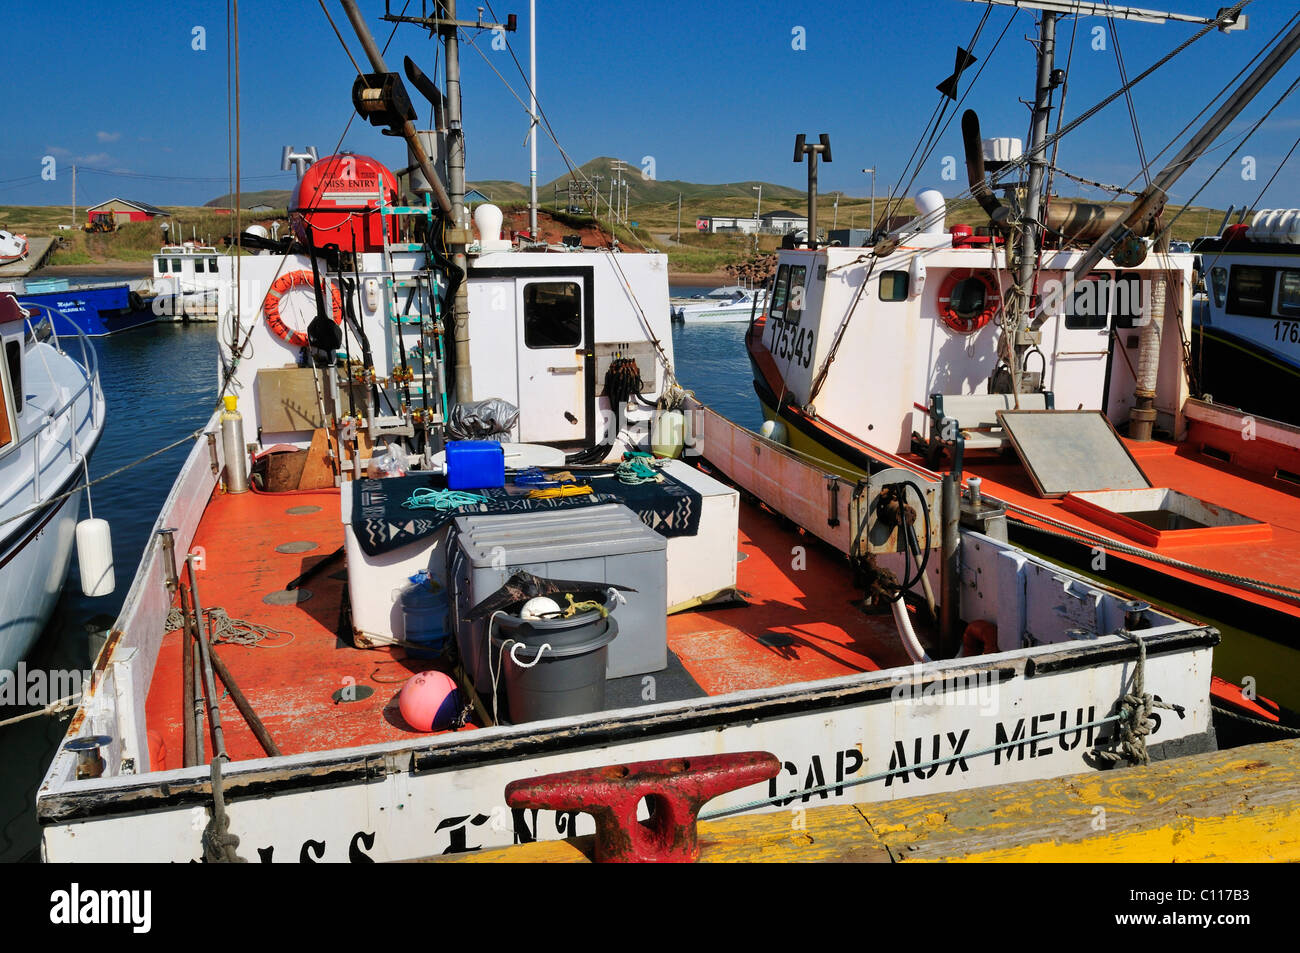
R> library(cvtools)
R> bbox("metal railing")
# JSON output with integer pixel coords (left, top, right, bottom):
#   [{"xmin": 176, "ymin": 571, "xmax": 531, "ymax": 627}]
[{"xmin": 4, "ymin": 303, "xmax": 102, "ymax": 504}]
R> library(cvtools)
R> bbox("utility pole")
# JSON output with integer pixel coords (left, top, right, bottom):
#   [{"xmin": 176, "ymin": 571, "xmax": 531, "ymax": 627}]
[
  {"xmin": 528, "ymin": 0, "xmax": 538, "ymax": 237},
  {"xmin": 832, "ymin": 191, "xmax": 840, "ymax": 230},
  {"xmin": 862, "ymin": 167, "xmax": 875, "ymax": 233},
  {"xmin": 610, "ymin": 159, "xmax": 627, "ymax": 224},
  {"xmin": 676, "ymin": 192, "xmax": 682, "ymax": 241}
]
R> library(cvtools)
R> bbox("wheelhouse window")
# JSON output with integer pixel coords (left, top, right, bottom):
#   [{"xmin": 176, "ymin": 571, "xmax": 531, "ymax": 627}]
[
  {"xmin": 171, "ymin": 258, "xmax": 182, "ymax": 272},
  {"xmin": 154, "ymin": 257, "xmax": 167, "ymax": 276},
  {"xmin": 523, "ymin": 281, "xmax": 581, "ymax": 348},
  {"xmin": 1210, "ymin": 267, "xmax": 1228, "ymax": 309},
  {"xmin": 209, "ymin": 257, "xmax": 219, "ymax": 272},
  {"xmin": 1066, "ymin": 274, "xmax": 1111, "ymax": 329},
  {"xmin": 5, "ymin": 339, "xmax": 20, "ymax": 415},
  {"xmin": 1278, "ymin": 270, "xmax": 1300, "ymax": 319},
  {"xmin": 1227, "ymin": 265, "xmax": 1276, "ymax": 318},
  {"xmin": 195, "ymin": 258, "xmax": 205, "ymax": 273},
  {"xmin": 879, "ymin": 270, "xmax": 908, "ymax": 302},
  {"xmin": 786, "ymin": 265, "xmax": 807, "ymax": 325},
  {"xmin": 769, "ymin": 264, "xmax": 791, "ymax": 323},
  {"xmin": 1112, "ymin": 273, "xmax": 1147, "ymax": 329}
]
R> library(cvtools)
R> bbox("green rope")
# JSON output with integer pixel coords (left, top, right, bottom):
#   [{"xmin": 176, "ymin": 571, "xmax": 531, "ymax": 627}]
[
  {"xmin": 616, "ymin": 458, "xmax": 659, "ymax": 485},
  {"xmin": 402, "ymin": 488, "xmax": 490, "ymax": 511}
]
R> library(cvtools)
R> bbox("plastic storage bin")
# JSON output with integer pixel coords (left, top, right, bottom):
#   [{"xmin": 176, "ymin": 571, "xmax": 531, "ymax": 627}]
[
  {"xmin": 449, "ymin": 504, "xmax": 668, "ymax": 693},
  {"xmin": 445, "ymin": 440, "xmax": 505, "ymax": 490},
  {"xmin": 490, "ymin": 592, "xmax": 620, "ymax": 723}
]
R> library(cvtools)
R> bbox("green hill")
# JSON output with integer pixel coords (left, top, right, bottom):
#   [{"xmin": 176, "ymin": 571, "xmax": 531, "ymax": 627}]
[
  {"xmin": 539, "ymin": 156, "xmax": 806, "ymax": 208},
  {"xmin": 204, "ymin": 189, "xmax": 293, "ymax": 209}
]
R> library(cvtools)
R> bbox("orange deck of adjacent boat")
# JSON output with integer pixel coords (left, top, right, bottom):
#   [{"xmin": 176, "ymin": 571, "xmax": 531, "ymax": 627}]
[
  {"xmin": 951, "ymin": 440, "xmax": 1300, "ymax": 621},
  {"xmin": 747, "ymin": 320, "xmax": 1300, "ymax": 622},
  {"xmin": 144, "ymin": 484, "xmax": 913, "ymax": 768}
]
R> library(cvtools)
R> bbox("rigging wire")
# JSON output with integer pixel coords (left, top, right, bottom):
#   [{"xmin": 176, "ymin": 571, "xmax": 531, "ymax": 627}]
[
  {"xmin": 1158, "ymin": 72, "xmax": 1300, "ymax": 250},
  {"xmin": 217, "ymin": 0, "xmax": 416, "ymax": 405},
  {"xmin": 989, "ymin": 0, "xmax": 1254, "ymax": 189},
  {"xmin": 877, "ymin": 2, "xmax": 1003, "ymax": 233},
  {"xmin": 1105, "ymin": 6, "xmax": 1152, "ymax": 188}
]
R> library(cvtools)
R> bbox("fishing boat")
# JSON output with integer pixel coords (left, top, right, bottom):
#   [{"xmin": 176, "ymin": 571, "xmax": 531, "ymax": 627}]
[
  {"xmin": 1191, "ymin": 209, "xmax": 1300, "ymax": 425},
  {"xmin": 747, "ymin": 1, "xmax": 1300, "ymax": 717},
  {"xmin": 33, "ymin": 1, "xmax": 1237, "ymax": 862},
  {"xmin": 0, "ymin": 230, "xmax": 28, "ymax": 265},
  {"xmin": 15, "ymin": 278, "xmax": 156, "ymax": 337},
  {"xmin": 0, "ymin": 293, "xmax": 107, "ymax": 675},
  {"xmin": 671, "ymin": 285, "xmax": 767, "ymax": 324},
  {"xmin": 151, "ymin": 244, "xmax": 235, "ymax": 324}
]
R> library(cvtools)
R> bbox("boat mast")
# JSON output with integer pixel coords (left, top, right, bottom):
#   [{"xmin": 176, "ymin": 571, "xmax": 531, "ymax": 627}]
[
  {"xmin": 1010, "ymin": 11, "xmax": 1059, "ymax": 378},
  {"xmin": 529, "ymin": 0, "xmax": 538, "ymax": 238},
  {"xmin": 370, "ymin": 1, "xmax": 517, "ymax": 405},
  {"xmin": 965, "ymin": 0, "xmax": 1250, "ymax": 380}
]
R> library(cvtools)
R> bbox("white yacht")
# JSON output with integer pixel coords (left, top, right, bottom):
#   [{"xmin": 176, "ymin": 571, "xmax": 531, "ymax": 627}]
[
  {"xmin": 0, "ymin": 293, "xmax": 106, "ymax": 674},
  {"xmin": 670, "ymin": 285, "xmax": 767, "ymax": 324}
]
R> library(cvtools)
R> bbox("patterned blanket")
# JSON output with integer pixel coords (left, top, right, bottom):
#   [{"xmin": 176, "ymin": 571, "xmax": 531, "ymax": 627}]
[{"xmin": 351, "ymin": 470, "xmax": 702, "ymax": 556}]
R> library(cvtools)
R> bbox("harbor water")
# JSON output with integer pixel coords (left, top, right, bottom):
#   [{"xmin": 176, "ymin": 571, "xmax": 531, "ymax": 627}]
[{"xmin": 0, "ymin": 324, "xmax": 216, "ymax": 862}]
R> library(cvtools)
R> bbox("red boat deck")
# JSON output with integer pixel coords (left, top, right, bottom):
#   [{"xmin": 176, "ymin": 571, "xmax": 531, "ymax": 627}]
[
  {"xmin": 747, "ymin": 320, "xmax": 1300, "ymax": 622},
  {"xmin": 145, "ymin": 485, "xmax": 912, "ymax": 769},
  {"xmin": 944, "ymin": 438, "xmax": 1300, "ymax": 620}
]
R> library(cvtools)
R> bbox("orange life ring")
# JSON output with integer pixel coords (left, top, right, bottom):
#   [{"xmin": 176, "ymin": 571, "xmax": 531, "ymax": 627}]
[
  {"xmin": 262, "ymin": 270, "xmax": 342, "ymax": 348},
  {"xmin": 936, "ymin": 268, "xmax": 1000, "ymax": 334},
  {"xmin": 961, "ymin": 620, "xmax": 998, "ymax": 657}
]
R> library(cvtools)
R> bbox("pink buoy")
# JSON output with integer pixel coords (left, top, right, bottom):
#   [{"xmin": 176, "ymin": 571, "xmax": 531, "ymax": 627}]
[{"xmin": 398, "ymin": 671, "xmax": 461, "ymax": 731}]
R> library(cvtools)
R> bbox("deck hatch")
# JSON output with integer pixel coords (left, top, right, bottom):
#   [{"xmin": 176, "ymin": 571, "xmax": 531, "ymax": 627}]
[
  {"xmin": 1062, "ymin": 488, "xmax": 1271, "ymax": 549},
  {"xmin": 997, "ymin": 409, "xmax": 1150, "ymax": 497}
]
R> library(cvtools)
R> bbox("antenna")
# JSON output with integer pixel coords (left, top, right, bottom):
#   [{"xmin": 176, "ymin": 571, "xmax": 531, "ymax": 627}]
[
  {"xmin": 794, "ymin": 134, "xmax": 832, "ymax": 247},
  {"xmin": 281, "ymin": 146, "xmax": 318, "ymax": 178},
  {"xmin": 955, "ymin": 0, "xmax": 1246, "ymax": 31}
]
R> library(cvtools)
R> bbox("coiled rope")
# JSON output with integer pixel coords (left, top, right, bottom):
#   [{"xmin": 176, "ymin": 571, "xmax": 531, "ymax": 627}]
[
  {"xmin": 402, "ymin": 488, "xmax": 490, "ymax": 511},
  {"xmin": 1086, "ymin": 633, "xmax": 1182, "ymax": 768},
  {"xmin": 165, "ymin": 606, "xmax": 295, "ymax": 648},
  {"xmin": 616, "ymin": 457, "xmax": 659, "ymax": 485}
]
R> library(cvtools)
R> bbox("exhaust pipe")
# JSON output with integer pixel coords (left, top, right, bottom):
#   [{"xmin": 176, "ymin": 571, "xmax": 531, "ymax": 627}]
[{"xmin": 962, "ymin": 110, "xmax": 1006, "ymax": 224}]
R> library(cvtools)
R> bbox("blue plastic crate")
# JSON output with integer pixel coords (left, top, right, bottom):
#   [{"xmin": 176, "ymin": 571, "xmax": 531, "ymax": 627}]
[{"xmin": 445, "ymin": 441, "xmax": 505, "ymax": 490}]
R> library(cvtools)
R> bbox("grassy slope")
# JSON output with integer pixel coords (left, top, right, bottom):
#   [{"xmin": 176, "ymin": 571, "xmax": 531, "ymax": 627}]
[{"xmin": 3, "ymin": 189, "xmax": 1229, "ymax": 271}]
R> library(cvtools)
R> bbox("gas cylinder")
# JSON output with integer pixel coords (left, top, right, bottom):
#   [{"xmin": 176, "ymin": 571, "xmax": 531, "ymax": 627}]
[{"xmin": 220, "ymin": 395, "xmax": 249, "ymax": 494}]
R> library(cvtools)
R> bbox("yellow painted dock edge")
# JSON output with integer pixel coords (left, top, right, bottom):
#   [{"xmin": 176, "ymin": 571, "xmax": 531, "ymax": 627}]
[{"xmin": 425, "ymin": 738, "xmax": 1300, "ymax": 863}]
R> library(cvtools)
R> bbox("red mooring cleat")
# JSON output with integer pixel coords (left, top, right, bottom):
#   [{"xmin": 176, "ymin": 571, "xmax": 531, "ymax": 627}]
[{"xmin": 505, "ymin": 752, "xmax": 781, "ymax": 863}]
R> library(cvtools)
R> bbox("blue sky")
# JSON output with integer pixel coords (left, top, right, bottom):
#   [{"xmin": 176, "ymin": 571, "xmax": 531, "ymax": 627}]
[{"xmin": 4, "ymin": 0, "xmax": 1297, "ymax": 216}]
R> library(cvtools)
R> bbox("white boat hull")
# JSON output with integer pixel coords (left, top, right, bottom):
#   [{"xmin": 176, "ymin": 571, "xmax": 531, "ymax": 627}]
[
  {"xmin": 40, "ymin": 630, "xmax": 1214, "ymax": 862},
  {"xmin": 36, "ymin": 404, "xmax": 1218, "ymax": 862},
  {"xmin": 0, "ymin": 486, "xmax": 82, "ymax": 674}
]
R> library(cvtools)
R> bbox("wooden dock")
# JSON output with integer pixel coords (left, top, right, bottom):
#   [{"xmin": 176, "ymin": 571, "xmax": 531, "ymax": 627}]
[
  {"xmin": 0, "ymin": 237, "xmax": 57, "ymax": 279},
  {"xmin": 428, "ymin": 737, "xmax": 1300, "ymax": 863}
]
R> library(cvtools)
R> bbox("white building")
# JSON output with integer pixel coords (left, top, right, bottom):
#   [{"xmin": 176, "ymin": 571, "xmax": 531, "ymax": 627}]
[{"xmin": 699, "ymin": 210, "xmax": 808, "ymax": 236}]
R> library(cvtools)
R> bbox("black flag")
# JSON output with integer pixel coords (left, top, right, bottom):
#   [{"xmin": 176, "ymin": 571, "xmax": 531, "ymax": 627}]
[{"xmin": 937, "ymin": 47, "xmax": 978, "ymax": 100}]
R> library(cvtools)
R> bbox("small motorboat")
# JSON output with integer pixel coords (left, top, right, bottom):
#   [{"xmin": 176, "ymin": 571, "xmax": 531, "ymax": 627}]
[
  {"xmin": 671, "ymin": 285, "xmax": 767, "ymax": 324},
  {"xmin": 0, "ymin": 229, "xmax": 29, "ymax": 265}
]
